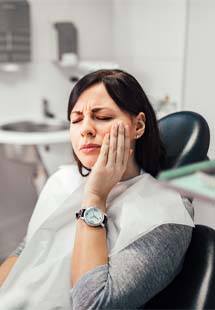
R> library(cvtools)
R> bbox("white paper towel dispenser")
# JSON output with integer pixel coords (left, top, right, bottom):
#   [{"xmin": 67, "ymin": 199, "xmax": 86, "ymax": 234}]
[{"xmin": 54, "ymin": 22, "xmax": 78, "ymax": 66}]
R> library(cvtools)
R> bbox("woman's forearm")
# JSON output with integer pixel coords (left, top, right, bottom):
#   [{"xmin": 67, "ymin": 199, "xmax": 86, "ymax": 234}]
[
  {"xmin": 71, "ymin": 197, "xmax": 108, "ymax": 288},
  {"xmin": 0, "ymin": 256, "xmax": 18, "ymax": 287}
]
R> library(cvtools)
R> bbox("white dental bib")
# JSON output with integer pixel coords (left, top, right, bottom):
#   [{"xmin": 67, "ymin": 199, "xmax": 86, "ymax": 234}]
[{"xmin": 0, "ymin": 164, "xmax": 194, "ymax": 309}]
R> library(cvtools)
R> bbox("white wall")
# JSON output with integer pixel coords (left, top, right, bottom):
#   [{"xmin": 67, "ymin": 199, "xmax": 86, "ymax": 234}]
[
  {"xmin": 113, "ymin": 0, "xmax": 214, "ymax": 158},
  {"xmin": 184, "ymin": 0, "xmax": 215, "ymax": 158},
  {"xmin": 0, "ymin": 0, "xmax": 114, "ymax": 123},
  {"xmin": 113, "ymin": 0, "xmax": 187, "ymax": 107},
  {"xmin": 113, "ymin": 0, "xmax": 215, "ymax": 229}
]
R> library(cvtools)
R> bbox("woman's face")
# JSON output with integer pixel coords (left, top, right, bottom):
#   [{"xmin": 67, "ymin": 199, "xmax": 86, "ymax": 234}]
[{"xmin": 69, "ymin": 83, "xmax": 137, "ymax": 169}]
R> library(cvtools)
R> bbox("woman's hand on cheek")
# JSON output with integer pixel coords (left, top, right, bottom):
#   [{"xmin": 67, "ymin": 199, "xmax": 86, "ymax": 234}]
[{"xmin": 82, "ymin": 121, "xmax": 131, "ymax": 207}]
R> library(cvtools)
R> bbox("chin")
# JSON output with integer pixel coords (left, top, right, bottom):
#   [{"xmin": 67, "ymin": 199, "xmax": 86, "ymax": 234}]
[{"xmin": 80, "ymin": 155, "xmax": 98, "ymax": 169}]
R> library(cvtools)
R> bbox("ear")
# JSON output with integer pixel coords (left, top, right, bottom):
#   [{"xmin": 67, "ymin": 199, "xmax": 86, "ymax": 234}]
[{"xmin": 135, "ymin": 112, "xmax": 146, "ymax": 139}]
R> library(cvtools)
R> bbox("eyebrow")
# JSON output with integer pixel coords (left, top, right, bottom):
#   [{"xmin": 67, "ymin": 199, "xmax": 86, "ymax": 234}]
[{"xmin": 71, "ymin": 107, "xmax": 114, "ymax": 115}]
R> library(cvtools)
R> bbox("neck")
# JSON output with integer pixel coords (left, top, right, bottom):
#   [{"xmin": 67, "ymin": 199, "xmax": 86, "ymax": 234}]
[{"xmin": 120, "ymin": 157, "xmax": 141, "ymax": 182}]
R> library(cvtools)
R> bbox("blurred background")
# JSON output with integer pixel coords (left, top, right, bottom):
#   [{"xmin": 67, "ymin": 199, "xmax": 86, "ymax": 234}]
[{"xmin": 0, "ymin": 0, "xmax": 214, "ymax": 262}]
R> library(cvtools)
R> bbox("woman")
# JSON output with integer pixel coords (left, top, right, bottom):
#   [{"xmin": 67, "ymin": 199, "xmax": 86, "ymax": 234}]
[{"xmin": 0, "ymin": 69, "xmax": 194, "ymax": 309}]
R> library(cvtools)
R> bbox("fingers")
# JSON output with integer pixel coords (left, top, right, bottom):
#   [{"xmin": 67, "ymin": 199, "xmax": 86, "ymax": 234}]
[
  {"xmin": 96, "ymin": 121, "xmax": 131, "ymax": 169},
  {"xmin": 115, "ymin": 122, "xmax": 125, "ymax": 166},
  {"xmin": 106, "ymin": 121, "xmax": 130, "ymax": 168},
  {"xmin": 96, "ymin": 133, "xmax": 110, "ymax": 166},
  {"xmin": 115, "ymin": 122, "xmax": 130, "ymax": 167},
  {"xmin": 108, "ymin": 123, "xmax": 118, "ymax": 164},
  {"xmin": 122, "ymin": 124, "xmax": 131, "ymax": 166}
]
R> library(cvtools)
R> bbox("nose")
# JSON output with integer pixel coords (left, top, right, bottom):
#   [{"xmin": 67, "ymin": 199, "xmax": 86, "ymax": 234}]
[{"xmin": 80, "ymin": 117, "xmax": 96, "ymax": 137}]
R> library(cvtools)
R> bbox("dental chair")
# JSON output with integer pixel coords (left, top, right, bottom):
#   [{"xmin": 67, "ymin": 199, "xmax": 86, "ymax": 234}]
[{"xmin": 142, "ymin": 111, "xmax": 215, "ymax": 309}]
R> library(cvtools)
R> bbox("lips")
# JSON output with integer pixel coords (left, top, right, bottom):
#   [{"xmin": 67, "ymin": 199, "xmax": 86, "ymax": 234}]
[
  {"xmin": 80, "ymin": 144, "xmax": 101, "ymax": 150},
  {"xmin": 80, "ymin": 144, "xmax": 101, "ymax": 154}
]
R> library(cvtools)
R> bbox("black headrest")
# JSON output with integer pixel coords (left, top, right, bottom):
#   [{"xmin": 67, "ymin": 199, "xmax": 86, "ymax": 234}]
[{"xmin": 158, "ymin": 111, "xmax": 210, "ymax": 169}]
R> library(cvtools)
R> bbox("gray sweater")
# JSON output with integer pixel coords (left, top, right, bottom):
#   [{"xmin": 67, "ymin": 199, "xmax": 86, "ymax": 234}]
[{"xmin": 9, "ymin": 200, "xmax": 194, "ymax": 309}]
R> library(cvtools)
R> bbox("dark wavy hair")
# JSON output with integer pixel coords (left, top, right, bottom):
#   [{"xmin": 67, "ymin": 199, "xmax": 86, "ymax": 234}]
[{"xmin": 67, "ymin": 69, "xmax": 166, "ymax": 177}]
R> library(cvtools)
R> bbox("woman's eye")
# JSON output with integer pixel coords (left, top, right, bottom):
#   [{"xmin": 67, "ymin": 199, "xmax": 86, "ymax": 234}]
[
  {"xmin": 71, "ymin": 117, "xmax": 112, "ymax": 124},
  {"xmin": 96, "ymin": 117, "xmax": 112, "ymax": 121}
]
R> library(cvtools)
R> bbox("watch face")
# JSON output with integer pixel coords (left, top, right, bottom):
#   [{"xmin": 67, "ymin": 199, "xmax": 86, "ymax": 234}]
[{"xmin": 84, "ymin": 207, "xmax": 104, "ymax": 226}]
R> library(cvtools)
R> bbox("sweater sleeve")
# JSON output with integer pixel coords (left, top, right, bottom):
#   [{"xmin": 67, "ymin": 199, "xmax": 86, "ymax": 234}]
[{"xmin": 70, "ymin": 199, "xmax": 194, "ymax": 309}]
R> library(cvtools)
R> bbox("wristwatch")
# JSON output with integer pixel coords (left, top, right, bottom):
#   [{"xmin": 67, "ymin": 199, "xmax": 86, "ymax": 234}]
[{"xmin": 76, "ymin": 207, "xmax": 107, "ymax": 228}]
